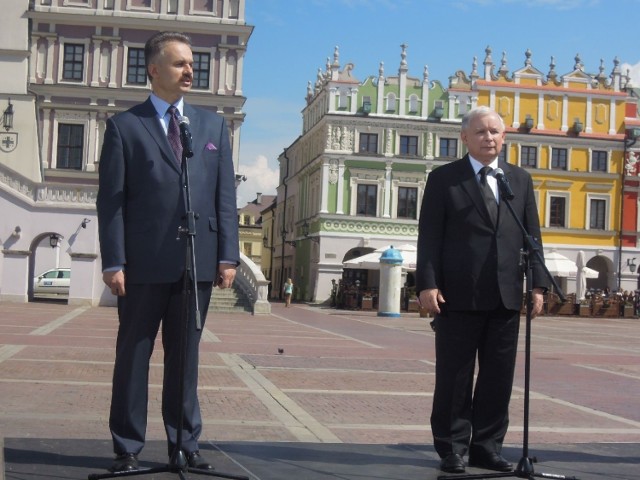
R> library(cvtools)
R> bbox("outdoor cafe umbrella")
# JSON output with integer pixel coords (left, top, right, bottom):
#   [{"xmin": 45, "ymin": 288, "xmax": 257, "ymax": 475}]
[
  {"xmin": 544, "ymin": 250, "xmax": 598, "ymax": 279},
  {"xmin": 544, "ymin": 250, "xmax": 580, "ymax": 277},
  {"xmin": 575, "ymin": 250, "xmax": 588, "ymax": 302},
  {"xmin": 343, "ymin": 244, "xmax": 417, "ymax": 271}
]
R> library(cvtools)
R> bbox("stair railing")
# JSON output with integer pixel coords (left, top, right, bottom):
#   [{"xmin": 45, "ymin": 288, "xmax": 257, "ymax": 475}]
[{"xmin": 234, "ymin": 253, "xmax": 271, "ymax": 314}]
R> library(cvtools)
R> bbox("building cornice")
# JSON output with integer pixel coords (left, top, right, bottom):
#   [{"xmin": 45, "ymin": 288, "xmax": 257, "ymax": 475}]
[
  {"xmin": 27, "ymin": 8, "xmax": 253, "ymax": 39},
  {"xmin": 473, "ymin": 80, "xmax": 628, "ymax": 98},
  {"xmin": 29, "ymin": 84, "xmax": 246, "ymax": 114},
  {"xmin": 0, "ymin": 161, "xmax": 97, "ymax": 209}
]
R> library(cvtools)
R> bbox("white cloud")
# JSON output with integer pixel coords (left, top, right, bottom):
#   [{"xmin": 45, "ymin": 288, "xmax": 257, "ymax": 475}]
[
  {"xmin": 236, "ymin": 154, "xmax": 279, "ymax": 207},
  {"xmin": 236, "ymin": 95, "xmax": 300, "ymax": 206}
]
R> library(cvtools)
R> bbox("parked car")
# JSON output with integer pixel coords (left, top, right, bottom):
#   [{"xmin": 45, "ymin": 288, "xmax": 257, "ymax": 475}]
[{"xmin": 33, "ymin": 268, "xmax": 70, "ymax": 295}]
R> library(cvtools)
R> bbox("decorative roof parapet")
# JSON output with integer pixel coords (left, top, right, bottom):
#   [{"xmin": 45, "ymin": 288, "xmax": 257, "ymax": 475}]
[{"xmin": 471, "ymin": 46, "xmax": 626, "ymax": 92}]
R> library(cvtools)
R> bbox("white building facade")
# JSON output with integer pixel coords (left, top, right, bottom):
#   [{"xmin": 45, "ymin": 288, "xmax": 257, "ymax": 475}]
[{"xmin": 0, "ymin": 0, "xmax": 252, "ymax": 304}]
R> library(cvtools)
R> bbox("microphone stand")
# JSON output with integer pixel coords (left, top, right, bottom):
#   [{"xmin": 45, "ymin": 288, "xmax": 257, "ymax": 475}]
[
  {"xmin": 89, "ymin": 122, "xmax": 248, "ymax": 480},
  {"xmin": 438, "ymin": 178, "xmax": 577, "ymax": 480}
]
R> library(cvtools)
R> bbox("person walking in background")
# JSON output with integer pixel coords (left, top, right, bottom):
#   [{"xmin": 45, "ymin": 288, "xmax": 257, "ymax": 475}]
[
  {"xmin": 416, "ymin": 106, "xmax": 549, "ymax": 474},
  {"xmin": 96, "ymin": 31, "xmax": 239, "ymax": 473},
  {"xmin": 283, "ymin": 278, "xmax": 293, "ymax": 307}
]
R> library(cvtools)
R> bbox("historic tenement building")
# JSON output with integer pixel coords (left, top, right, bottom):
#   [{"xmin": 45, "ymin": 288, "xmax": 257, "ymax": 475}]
[
  {"xmin": 270, "ymin": 45, "xmax": 640, "ymax": 303},
  {"xmin": 237, "ymin": 192, "xmax": 276, "ymax": 267},
  {"xmin": 461, "ymin": 48, "xmax": 637, "ymax": 295},
  {"xmin": 0, "ymin": 0, "xmax": 252, "ymax": 304}
]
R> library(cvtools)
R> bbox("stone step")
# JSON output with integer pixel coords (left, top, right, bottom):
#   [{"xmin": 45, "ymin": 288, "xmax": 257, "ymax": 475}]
[{"xmin": 209, "ymin": 285, "xmax": 252, "ymax": 313}]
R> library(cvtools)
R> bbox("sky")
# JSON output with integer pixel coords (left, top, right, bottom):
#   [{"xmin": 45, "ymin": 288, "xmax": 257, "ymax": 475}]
[{"xmin": 235, "ymin": 0, "xmax": 640, "ymax": 206}]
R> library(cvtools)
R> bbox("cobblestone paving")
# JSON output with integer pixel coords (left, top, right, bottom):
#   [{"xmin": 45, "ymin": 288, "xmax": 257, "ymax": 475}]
[{"xmin": 1, "ymin": 301, "xmax": 639, "ymax": 478}]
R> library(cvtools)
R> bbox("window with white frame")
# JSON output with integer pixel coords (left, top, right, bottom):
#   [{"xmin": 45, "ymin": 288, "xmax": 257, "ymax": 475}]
[
  {"xmin": 439, "ymin": 137, "xmax": 457, "ymax": 158},
  {"xmin": 588, "ymin": 196, "xmax": 608, "ymax": 230},
  {"xmin": 359, "ymin": 133, "xmax": 378, "ymax": 154},
  {"xmin": 551, "ymin": 147, "xmax": 568, "ymax": 170},
  {"xmin": 62, "ymin": 43, "xmax": 85, "ymax": 81},
  {"xmin": 521, "ymin": 145, "xmax": 538, "ymax": 168},
  {"xmin": 591, "ymin": 150, "xmax": 608, "ymax": 172},
  {"xmin": 397, "ymin": 186, "xmax": 418, "ymax": 219},
  {"xmin": 192, "ymin": 51, "xmax": 211, "ymax": 89},
  {"xmin": 356, "ymin": 184, "xmax": 378, "ymax": 217},
  {"xmin": 228, "ymin": 0, "xmax": 240, "ymax": 18},
  {"xmin": 498, "ymin": 144, "xmax": 507, "ymax": 163},
  {"xmin": 189, "ymin": 0, "xmax": 217, "ymax": 15},
  {"xmin": 126, "ymin": 47, "xmax": 146, "ymax": 85},
  {"xmin": 399, "ymin": 135, "xmax": 418, "ymax": 156},
  {"xmin": 57, "ymin": 123, "xmax": 84, "ymax": 170},
  {"xmin": 127, "ymin": 0, "xmax": 153, "ymax": 11},
  {"xmin": 548, "ymin": 194, "xmax": 568, "ymax": 228}
]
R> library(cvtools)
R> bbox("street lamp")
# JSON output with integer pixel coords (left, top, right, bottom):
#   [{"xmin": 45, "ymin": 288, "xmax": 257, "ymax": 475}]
[
  {"xmin": 626, "ymin": 128, "xmax": 640, "ymax": 148},
  {"xmin": 302, "ymin": 219, "xmax": 319, "ymax": 243},
  {"xmin": 627, "ymin": 258, "xmax": 637, "ymax": 273},
  {"xmin": 49, "ymin": 234, "xmax": 61, "ymax": 248},
  {"xmin": 281, "ymin": 228, "xmax": 296, "ymax": 248},
  {"xmin": 2, "ymin": 99, "xmax": 14, "ymax": 132}
]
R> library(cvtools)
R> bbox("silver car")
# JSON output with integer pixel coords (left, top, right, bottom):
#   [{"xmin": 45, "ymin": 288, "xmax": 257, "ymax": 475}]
[{"xmin": 33, "ymin": 268, "xmax": 71, "ymax": 295}]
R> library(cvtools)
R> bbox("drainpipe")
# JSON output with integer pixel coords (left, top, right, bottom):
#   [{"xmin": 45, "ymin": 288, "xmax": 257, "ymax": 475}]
[
  {"xmin": 619, "ymin": 133, "xmax": 636, "ymax": 290},
  {"xmin": 268, "ymin": 200, "xmax": 275, "ymax": 298},
  {"xmin": 279, "ymin": 147, "xmax": 290, "ymax": 300}
]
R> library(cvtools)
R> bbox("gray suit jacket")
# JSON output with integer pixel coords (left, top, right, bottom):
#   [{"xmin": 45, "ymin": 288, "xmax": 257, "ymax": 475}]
[
  {"xmin": 415, "ymin": 155, "xmax": 549, "ymax": 311},
  {"xmin": 97, "ymin": 98, "xmax": 240, "ymax": 284}
]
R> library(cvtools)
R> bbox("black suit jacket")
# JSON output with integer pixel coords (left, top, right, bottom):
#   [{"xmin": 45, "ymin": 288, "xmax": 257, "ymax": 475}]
[
  {"xmin": 415, "ymin": 155, "xmax": 548, "ymax": 311},
  {"xmin": 97, "ymin": 98, "xmax": 240, "ymax": 284}
]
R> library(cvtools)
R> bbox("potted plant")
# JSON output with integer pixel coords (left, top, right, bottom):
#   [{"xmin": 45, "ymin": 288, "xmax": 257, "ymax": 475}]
[
  {"xmin": 579, "ymin": 300, "xmax": 591, "ymax": 317},
  {"xmin": 361, "ymin": 292, "xmax": 373, "ymax": 310},
  {"xmin": 623, "ymin": 301, "xmax": 635, "ymax": 318}
]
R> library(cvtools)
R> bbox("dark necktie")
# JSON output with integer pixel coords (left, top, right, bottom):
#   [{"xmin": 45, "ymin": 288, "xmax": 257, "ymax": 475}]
[
  {"xmin": 479, "ymin": 166, "xmax": 498, "ymax": 225},
  {"xmin": 167, "ymin": 105, "xmax": 182, "ymax": 164}
]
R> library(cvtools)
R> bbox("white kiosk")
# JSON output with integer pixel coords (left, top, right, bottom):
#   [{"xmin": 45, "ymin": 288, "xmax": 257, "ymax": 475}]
[{"xmin": 377, "ymin": 246, "xmax": 403, "ymax": 317}]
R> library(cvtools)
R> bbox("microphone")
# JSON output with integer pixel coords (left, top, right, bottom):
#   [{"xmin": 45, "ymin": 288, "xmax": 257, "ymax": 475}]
[
  {"xmin": 178, "ymin": 116, "xmax": 194, "ymax": 158},
  {"xmin": 494, "ymin": 168, "xmax": 515, "ymax": 200}
]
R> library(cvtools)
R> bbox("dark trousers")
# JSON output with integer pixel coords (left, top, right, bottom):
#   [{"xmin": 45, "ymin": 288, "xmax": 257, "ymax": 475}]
[
  {"xmin": 431, "ymin": 305, "xmax": 520, "ymax": 458},
  {"xmin": 109, "ymin": 279, "xmax": 213, "ymax": 456}
]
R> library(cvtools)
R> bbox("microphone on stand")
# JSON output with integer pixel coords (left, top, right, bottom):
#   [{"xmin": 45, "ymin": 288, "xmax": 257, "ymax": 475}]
[
  {"xmin": 494, "ymin": 167, "xmax": 515, "ymax": 200},
  {"xmin": 178, "ymin": 116, "xmax": 194, "ymax": 158}
]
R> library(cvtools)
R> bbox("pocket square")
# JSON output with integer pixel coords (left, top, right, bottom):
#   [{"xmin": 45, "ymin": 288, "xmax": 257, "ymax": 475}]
[{"xmin": 205, "ymin": 142, "xmax": 217, "ymax": 151}]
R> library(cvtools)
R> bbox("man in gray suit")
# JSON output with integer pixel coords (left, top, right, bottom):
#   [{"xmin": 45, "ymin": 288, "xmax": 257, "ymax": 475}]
[
  {"xmin": 97, "ymin": 31, "xmax": 239, "ymax": 473},
  {"xmin": 416, "ymin": 106, "xmax": 548, "ymax": 474}
]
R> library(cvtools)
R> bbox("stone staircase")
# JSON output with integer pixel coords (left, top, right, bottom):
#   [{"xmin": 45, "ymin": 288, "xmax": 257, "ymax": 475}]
[{"xmin": 209, "ymin": 284, "xmax": 253, "ymax": 313}]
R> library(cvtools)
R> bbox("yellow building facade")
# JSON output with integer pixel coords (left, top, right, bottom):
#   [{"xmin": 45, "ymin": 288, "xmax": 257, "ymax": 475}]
[{"xmin": 449, "ymin": 48, "xmax": 636, "ymax": 292}]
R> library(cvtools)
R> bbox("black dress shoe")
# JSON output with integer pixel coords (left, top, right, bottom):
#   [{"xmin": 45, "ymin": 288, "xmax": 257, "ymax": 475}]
[
  {"xmin": 440, "ymin": 453, "xmax": 465, "ymax": 473},
  {"xmin": 187, "ymin": 451, "xmax": 214, "ymax": 470},
  {"xmin": 468, "ymin": 452, "xmax": 513, "ymax": 472},
  {"xmin": 109, "ymin": 453, "xmax": 138, "ymax": 472}
]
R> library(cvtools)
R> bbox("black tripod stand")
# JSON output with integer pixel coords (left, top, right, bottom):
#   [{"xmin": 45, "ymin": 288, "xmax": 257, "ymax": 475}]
[
  {"xmin": 437, "ymin": 176, "xmax": 578, "ymax": 480},
  {"xmin": 89, "ymin": 120, "xmax": 248, "ymax": 480}
]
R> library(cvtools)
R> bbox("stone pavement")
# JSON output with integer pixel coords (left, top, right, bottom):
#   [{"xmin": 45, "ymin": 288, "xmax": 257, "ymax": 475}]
[{"xmin": 0, "ymin": 301, "xmax": 639, "ymax": 479}]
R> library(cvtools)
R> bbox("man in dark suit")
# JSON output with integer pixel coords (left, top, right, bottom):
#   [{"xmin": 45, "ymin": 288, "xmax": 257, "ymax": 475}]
[
  {"xmin": 416, "ymin": 106, "xmax": 548, "ymax": 474},
  {"xmin": 97, "ymin": 31, "xmax": 239, "ymax": 473}
]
